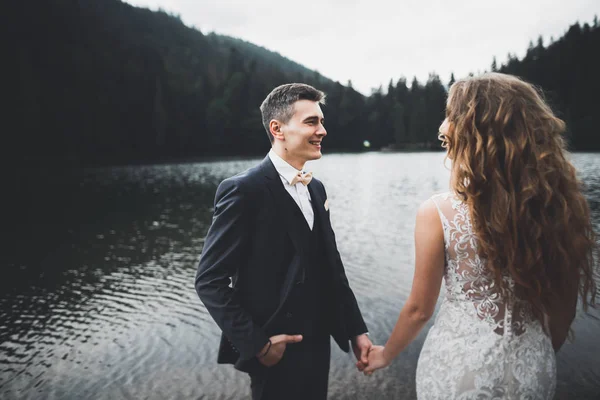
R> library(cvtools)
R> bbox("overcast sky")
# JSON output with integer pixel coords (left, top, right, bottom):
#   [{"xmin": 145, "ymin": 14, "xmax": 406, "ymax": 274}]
[{"xmin": 124, "ymin": 0, "xmax": 598, "ymax": 95}]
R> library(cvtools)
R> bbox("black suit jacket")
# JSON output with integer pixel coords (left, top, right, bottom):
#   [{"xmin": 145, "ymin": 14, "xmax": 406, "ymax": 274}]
[{"xmin": 195, "ymin": 156, "xmax": 368, "ymax": 372}]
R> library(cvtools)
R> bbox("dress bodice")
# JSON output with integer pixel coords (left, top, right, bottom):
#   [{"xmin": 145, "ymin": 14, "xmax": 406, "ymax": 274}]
[
  {"xmin": 415, "ymin": 192, "xmax": 556, "ymax": 400},
  {"xmin": 431, "ymin": 192, "xmax": 537, "ymax": 337}
]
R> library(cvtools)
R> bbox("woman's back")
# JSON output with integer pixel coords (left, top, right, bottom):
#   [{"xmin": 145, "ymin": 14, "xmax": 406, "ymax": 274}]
[{"xmin": 415, "ymin": 191, "xmax": 556, "ymax": 400}]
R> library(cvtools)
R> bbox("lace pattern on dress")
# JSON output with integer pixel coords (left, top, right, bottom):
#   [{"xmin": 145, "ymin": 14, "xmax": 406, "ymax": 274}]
[{"xmin": 415, "ymin": 192, "xmax": 556, "ymax": 400}]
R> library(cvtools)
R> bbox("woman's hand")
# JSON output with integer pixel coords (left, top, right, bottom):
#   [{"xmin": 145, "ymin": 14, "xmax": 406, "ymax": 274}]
[{"xmin": 363, "ymin": 345, "xmax": 392, "ymax": 375}]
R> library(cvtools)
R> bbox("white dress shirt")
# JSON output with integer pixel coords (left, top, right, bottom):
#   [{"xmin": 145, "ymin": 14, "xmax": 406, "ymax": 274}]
[{"xmin": 268, "ymin": 149, "xmax": 314, "ymax": 230}]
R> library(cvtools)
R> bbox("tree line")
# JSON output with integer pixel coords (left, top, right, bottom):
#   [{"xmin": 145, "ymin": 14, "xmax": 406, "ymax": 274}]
[{"xmin": 5, "ymin": 1, "xmax": 599, "ymax": 169}]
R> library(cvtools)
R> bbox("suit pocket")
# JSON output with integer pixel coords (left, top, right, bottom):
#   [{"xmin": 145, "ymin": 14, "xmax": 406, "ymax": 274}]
[{"xmin": 235, "ymin": 353, "xmax": 268, "ymax": 374}]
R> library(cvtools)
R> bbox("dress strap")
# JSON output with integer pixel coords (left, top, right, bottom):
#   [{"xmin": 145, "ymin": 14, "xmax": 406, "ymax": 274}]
[{"xmin": 430, "ymin": 193, "xmax": 450, "ymax": 226}]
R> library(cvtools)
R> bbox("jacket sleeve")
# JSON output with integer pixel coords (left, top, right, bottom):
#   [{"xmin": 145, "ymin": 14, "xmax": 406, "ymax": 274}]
[
  {"xmin": 195, "ymin": 178, "xmax": 269, "ymax": 361},
  {"xmin": 321, "ymin": 183, "xmax": 368, "ymax": 339}
]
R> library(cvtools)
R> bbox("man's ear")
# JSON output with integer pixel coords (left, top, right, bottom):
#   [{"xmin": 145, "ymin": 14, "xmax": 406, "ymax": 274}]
[{"xmin": 270, "ymin": 120, "xmax": 284, "ymax": 141}]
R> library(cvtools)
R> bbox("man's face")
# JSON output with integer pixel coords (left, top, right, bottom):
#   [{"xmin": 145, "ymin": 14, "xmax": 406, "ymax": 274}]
[{"xmin": 279, "ymin": 100, "xmax": 327, "ymax": 164}]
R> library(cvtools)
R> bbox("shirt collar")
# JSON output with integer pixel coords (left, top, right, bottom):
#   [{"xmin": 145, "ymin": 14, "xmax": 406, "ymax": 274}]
[{"xmin": 268, "ymin": 149, "xmax": 304, "ymax": 185}]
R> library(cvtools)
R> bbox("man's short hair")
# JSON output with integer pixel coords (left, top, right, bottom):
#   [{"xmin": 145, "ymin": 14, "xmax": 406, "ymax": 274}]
[{"xmin": 259, "ymin": 83, "xmax": 326, "ymax": 142}]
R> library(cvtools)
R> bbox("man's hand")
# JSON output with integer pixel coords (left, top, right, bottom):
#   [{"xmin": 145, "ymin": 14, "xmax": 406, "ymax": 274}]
[
  {"xmin": 256, "ymin": 334, "xmax": 303, "ymax": 367},
  {"xmin": 352, "ymin": 333, "xmax": 372, "ymax": 371}
]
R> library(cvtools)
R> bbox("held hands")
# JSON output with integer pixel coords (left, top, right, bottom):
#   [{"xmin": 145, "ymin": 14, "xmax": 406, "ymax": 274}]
[
  {"xmin": 352, "ymin": 334, "xmax": 373, "ymax": 371},
  {"xmin": 256, "ymin": 334, "xmax": 303, "ymax": 367},
  {"xmin": 363, "ymin": 345, "xmax": 392, "ymax": 375}
]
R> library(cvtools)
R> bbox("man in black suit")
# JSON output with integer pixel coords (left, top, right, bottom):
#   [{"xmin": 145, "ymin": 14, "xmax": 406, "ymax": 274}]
[{"xmin": 195, "ymin": 83, "xmax": 372, "ymax": 400}]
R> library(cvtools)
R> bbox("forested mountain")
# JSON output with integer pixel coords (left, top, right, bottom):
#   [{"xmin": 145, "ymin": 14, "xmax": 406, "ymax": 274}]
[
  {"xmin": 499, "ymin": 19, "xmax": 600, "ymax": 150},
  {"xmin": 4, "ymin": 1, "xmax": 599, "ymax": 169}
]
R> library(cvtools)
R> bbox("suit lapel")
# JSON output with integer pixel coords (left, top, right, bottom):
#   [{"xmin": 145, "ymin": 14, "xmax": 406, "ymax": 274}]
[
  {"xmin": 260, "ymin": 156, "xmax": 308, "ymax": 292},
  {"xmin": 265, "ymin": 179, "xmax": 309, "ymax": 255},
  {"xmin": 307, "ymin": 182, "xmax": 328, "ymax": 235},
  {"xmin": 308, "ymin": 181, "xmax": 339, "ymax": 271}
]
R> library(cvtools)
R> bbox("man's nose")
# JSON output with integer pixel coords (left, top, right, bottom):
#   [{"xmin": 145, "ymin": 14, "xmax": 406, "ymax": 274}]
[{"xmin": 317, "ymin": 125, "xmax": 327, "ymax": 136}]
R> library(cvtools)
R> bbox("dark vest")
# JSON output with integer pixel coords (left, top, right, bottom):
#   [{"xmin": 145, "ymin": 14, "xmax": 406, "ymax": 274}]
[{"xmin": 281, "ymin": 193, "xmax": 331, "ymax": 338}]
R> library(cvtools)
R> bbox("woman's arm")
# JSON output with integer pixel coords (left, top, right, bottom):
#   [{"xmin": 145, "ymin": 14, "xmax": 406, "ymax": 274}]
[{"xmin": 364, "ymin": 199, "xmax": 445, "ymax": 373}]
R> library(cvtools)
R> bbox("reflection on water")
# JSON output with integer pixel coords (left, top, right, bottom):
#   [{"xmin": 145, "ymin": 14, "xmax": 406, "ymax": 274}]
[{"xmin": 1, "ymin": 152, "xmax": 599, "ymax": 399}]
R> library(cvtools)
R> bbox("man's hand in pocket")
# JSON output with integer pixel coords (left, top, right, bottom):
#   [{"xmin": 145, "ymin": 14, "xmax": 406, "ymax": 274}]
[{"xmin": 257, "ymin": 334, "xmax": 303, "ymax": 367}]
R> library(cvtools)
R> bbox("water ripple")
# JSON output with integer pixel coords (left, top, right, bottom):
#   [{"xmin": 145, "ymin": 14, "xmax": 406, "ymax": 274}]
[{"xmin": 1, "ymin": 152, "xmax": 599, "ymax": 399}]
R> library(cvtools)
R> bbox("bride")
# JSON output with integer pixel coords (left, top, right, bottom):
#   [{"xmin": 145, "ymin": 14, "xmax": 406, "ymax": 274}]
[{"xmin": 362, "ymin": 72, "xmax": 597, "ymax": 399}]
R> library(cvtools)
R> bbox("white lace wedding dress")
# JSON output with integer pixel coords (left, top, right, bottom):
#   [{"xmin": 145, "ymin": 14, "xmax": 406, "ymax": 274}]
[{"xmin": 415, "ymin": 192, "xmax": 556, "ymax": 400}]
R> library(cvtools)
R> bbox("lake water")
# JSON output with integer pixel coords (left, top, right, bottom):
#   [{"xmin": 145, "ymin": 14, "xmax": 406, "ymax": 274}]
[{"xmin": 1, "ymin": 152, "xmax": 599, "ymax": 399}]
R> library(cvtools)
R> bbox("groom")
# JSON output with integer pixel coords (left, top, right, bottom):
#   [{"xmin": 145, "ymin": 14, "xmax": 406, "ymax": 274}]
[{"xmin": 195, "ymin": 83, "xmax": 371, "ymax": 400}]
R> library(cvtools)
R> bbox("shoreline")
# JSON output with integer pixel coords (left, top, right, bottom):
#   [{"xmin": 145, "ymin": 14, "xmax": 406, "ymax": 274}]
[{"xmin": 12, "ymin": 148, "xmax": 600, "ymax": 175}]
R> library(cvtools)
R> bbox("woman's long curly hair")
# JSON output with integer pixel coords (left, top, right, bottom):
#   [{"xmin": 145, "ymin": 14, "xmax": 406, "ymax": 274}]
[{"xmin": 444, "ymin": 72, "xmax": 597, "ymax": 323}]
